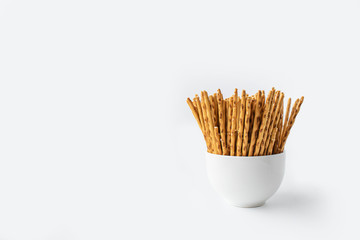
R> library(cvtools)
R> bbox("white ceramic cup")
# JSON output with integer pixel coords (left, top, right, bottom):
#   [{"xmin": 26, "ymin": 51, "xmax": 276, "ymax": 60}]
[{"xmin": 206, "ymin": 151, "xmax": 285, "ymax": 208}]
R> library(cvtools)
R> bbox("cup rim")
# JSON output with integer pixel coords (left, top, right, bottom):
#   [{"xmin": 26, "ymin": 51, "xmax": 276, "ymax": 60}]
[{"xmin": 206, "ymin": 151, "xmax": 285, "ymax": 159}]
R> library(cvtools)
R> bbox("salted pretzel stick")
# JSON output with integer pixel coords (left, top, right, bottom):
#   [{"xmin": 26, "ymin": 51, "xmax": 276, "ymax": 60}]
[
  {"xmin": 261, "ymin": 90, "xmax": 265, "ymax": 116},
  {"xmin": 202, "ymin": 91, "xmax": 216, "ymax": 153},
  {"xmin": 213, "ymin": 93, "xmax": 219, "ymax": 126},
  {"xmin": 214, "ymin": 127, "xmax": 222, "ymax": 155},
  {"xmin": 248, "ymin": 96, "xmax": 256, "ymax": 143},
  {"xmin": 186, "ymin": 98, "xmax": 203, "ymax": 133},
  {"xmin": 248, "ymin": 91, "xmax": 262, "ymax": 156},
  {"xmin": 266, "ymin": 95, "xmax": 284, "ymax": 154},
  {"xmin": 194, "ymin": 95, "xmax": 212, "ymax": 150},
  {"xmin": 260, "ymin": 90, "xmax": 279, "ymax": 155},
  {"xmin": 280, "ymin": 97, "xmax": 304, "ymax": 152},
  {"xmin": 236, "ymin": 90, "xmax": 246, "ymax": 156},
  {"xmin": 254, "ymin": 89, "xmax": 274, "ymax": 156},
  {"xmin": 274, "ymin": 103, "xmax": 283, "ymax": 154},
  {"xmin": 230, "ymin": 89, "xmax": 238, "ymax": 156},
  {"xmin": 200, "ymin": 93, "xmax": 213, "ymax": 152},
  {"xmin": 194, "ymin": 95, "xmax": 204, "ymax": 131},
  {"xmin": 267, "ymin": 127, "xmax": 278, "ymax": 155},
  {"xmin": 281, "ymin": 98, "xmax": 292, "ymax": 143},
  {"xmin": 265, "ymin": 92, "xmax": 284, "ymax": 154},
  {"xmin": 242, "ymin": 97, "xmax": 251, "ymax": 156},
  {"xmin": 227, "ymin": 97, "xmax": 233, "ymax": 149},
  {"xmin": 280, "ymin": 98, "xmax": 299, "ymax": 150},
  {"xmin": 209, "ymin": 95, "xmax": 217, "ymax": 128},
  {"xmin": 217, "ymin": 89, "xmax": 226, "ymax": 154}
]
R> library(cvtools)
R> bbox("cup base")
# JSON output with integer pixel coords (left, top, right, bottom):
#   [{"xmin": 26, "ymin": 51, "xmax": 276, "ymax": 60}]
[{"xmin": 228, "ymin": 201, "xmax": 266, "ymax": 208}]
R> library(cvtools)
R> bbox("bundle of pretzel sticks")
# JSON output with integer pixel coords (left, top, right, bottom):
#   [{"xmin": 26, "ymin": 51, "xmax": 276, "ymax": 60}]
[{"xmin": 186, "ymin": 88, "xmax": 304, "ymax": 156}]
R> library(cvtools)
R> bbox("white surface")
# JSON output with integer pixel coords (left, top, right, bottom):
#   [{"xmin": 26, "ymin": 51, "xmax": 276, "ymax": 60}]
[
  {"xmin": 206, "ymin": 152, "xmax": 285, "ymax": 207},
  {"xmin": 0, "ymin": 0, "xmax": 359, "ymax": 239}
]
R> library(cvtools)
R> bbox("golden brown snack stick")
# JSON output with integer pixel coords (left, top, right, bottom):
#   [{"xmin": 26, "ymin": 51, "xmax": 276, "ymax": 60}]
[
  {"xmin": 227, "ymin": 96, "xmax": 233, "ymax": 148},
  {"xmin": 273, "ymin": 103, "xmax": 283, "ymax": 154},
  {"xmin": 230, "ymin": 89, "xmax": 239, "ymax": 156},
  {"xmin": 236, "ymin": 90, "xmax": 246, "ymax": 156},
  {"xmin": 217, "ymin": 89, "xmax": 226, "ymax": 154},
  {"xmin": 203, "ymin": 91, "xmax": 217, "ymax": 150},
  {"xmin": 242, "ymin": 97, "xmax": 251, "ymax": 156},
  {"xmin": 186, "ymin": 98, "xmax": 203, "ymax": 133},
  {"xmin": 194, "ymin": 94, "xmax": 212, "ymax": 151},
  {"xmin": 254, "ymin": 89, "xmax": 274, "ymax": 156},
  {"xmin": 264, "ymin": 92, "xmax": 284, "ymax": 154},
  {"xmin": 200, "ymin": 94, "xmax": 213, "ymax": 152},
  {"xmin": 267, "ymin": 127, "xmax": 278, "ymax": 155},
  {"xmin": 194, "ymin": 95, "xmax": 204, "ymax": 131},
  {"xmin": 201, "ymin": 91, "xmax": 215, "ymax": 152},
  {"xmin": 248, "ymin": 96, "xmax": 256, "ymax": 142},
  {"xmin": 280, "ymin": 97, "xmax": 304, "ymax": 152},
  {"xmin": 248, "ymin": 91, "xmax": 262, "ymax": 156},
  {"xmin": 260, "ymin": 90, "xmax": 279, "ymax": 155},
  {"xmin": 209, "ymin": 95, "xmax": 217, "ymax": 128},
  {"xmin": 214, "ymin": 127, "xmax": 222, "ymax": 155},
  {"xmin": 213, "ymin": 93, "xmax": 219, "ymax": 126},
  {"xmin": 281, "ymin": 98, "xmax": 291, "ymax": 143}
]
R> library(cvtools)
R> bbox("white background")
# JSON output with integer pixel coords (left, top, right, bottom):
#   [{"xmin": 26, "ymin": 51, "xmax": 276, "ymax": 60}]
[{"xmin": 0, "ymin": 0, "xmax": 359, "ymax": 239}]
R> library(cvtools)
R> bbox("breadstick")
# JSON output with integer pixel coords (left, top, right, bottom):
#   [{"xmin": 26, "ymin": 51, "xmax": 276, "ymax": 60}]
[
  {"xmin": 186, "ymin": 98, "xmax": 202, "ymax": 133},
  {"xmin": 280, "ymin": 97, "xmax": 304, "ymax": 152},
  {"xmin": 213, "ymin": 93, "xmax": 219, "ymax": 126},
  {"xmin": 242, "ymin": 97, "xmax": 251, "ymax": 156},
  {"xmin": 201, "ymin": 91, "xmax": 214, "ymax": 152},
  {"xmin": 248, "ymin": 96, "xmax": 256, "ymax": 143},
  {"xmin": 194, "ymin": 95, "xmax": 204, "ymax": 131},
  {"xmin": 194, "ymin": 95, "xmax": 213, "ymax": 151},
  {"xmin": 236, "ymin": 90, "xmax": 246, "ymax": 156},
  {"xmin": 226, "ymin": 97, "xmax": 233, "ymax": 148},
  {"xmin": 217, "ymin": 89, "xmax": 226, "ymax": 154},
  {"xmin": 281, "ymin": 98, "xmax": 291, "ymax": 143},
  {"xmin": 254, "ymin": 89, "xmax": 274, "ymax": 156},
  {"xmin": 260, "ymin": 90, "xmax": 279, "ymax": 155},
  {"xmin": 230, "ymin": 89, "xmax": 238, "ymax": 156},
  {"xmin": 273, "ymin": 103, "xmax": 283, "ymax": 154},
  {"xmin": 214, "ymin": 127, "xmax": 222, "ymax": 155},
  {"xmin": 209, "ymin": 95, "xmax": 217, "ymax": 128},
  {"xmin": 248, "ymin": 91, "xmax": 262, "ymax": 156},
  {"xmin": 267, "ymin": 127, "xmax": 278, "ymax": 155},
  {"xmin": 264, "ymin": 92, "xmax": 284, "ymax": 154}
]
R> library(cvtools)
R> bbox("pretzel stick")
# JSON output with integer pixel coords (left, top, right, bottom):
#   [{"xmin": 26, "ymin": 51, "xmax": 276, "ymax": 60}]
[
  {"xmin": 202, "ymin": 91, "xmax": 216, "ymax": 153},
  {"xmin": 265, "ymin": 92, "xmax": 284, "ymax": 154},
  {"xmin": 248, "ymin": 91, "xmax": 262, "ymax": 156},
  {"xmin": 226, "ymin": 97, "xmax": 233, "ymax": 149},
  {"xmin": 194, "ymin": 95, "xmax": 204, "ymax": 131},
  {"xmin": 248, "ymin": 96, "xmax": 256, "ymax": 143},
  {"xmin": 280, "ymin": 98, "xmax": 299, "ymax": 151},
  {"xmin": 186, "ymin": 98, "xmax": 202, "ymax": 133},
  {"xmin": 209, "ymin": 95, "xmax": 217, "ymax": 128},
  {"xmin": 254, "ymin": 89, "xmax": 274, "ymax": 156},
  {"xmin": 217, "ymin": 89, "xmax": 227, "ymax": 154},
  {"xmin": 213, "ymin": 93, "xmax": 219, "ymax": 126},
  {"xmin": 274, "ymin": 103, "xmax": 283, "ymax": 154},
  {"xmin": 236, "ymin": 90, "xmax": 246, "ymax": 156},
  {"xmin": 214, "ymin": 127, "xmax": 222, "ymax": 155},
  {"xmin": 281, "ymin": 98, "xmax": 291, "ymax": 143},
  {"xmin": 260, "ymin": 90, "xmax": 278, "ymax": 155},
  {"xmin": 194, "ymin": 95, "xmax": 212, "ymax": 150},
  {"xmin": 280, "ymin": 97, "xmax": 304, "ymax": 152},
  {"xmin": 267, "ymin": 127, "xmax": 278, "ymax": 155},
  {"xmin": 230, "ymin": 89, "xmax": 238, "ymax": 156},
  {"xmin": 242, "ymin": 97, "xmax": 251, "ymax": 156}
]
